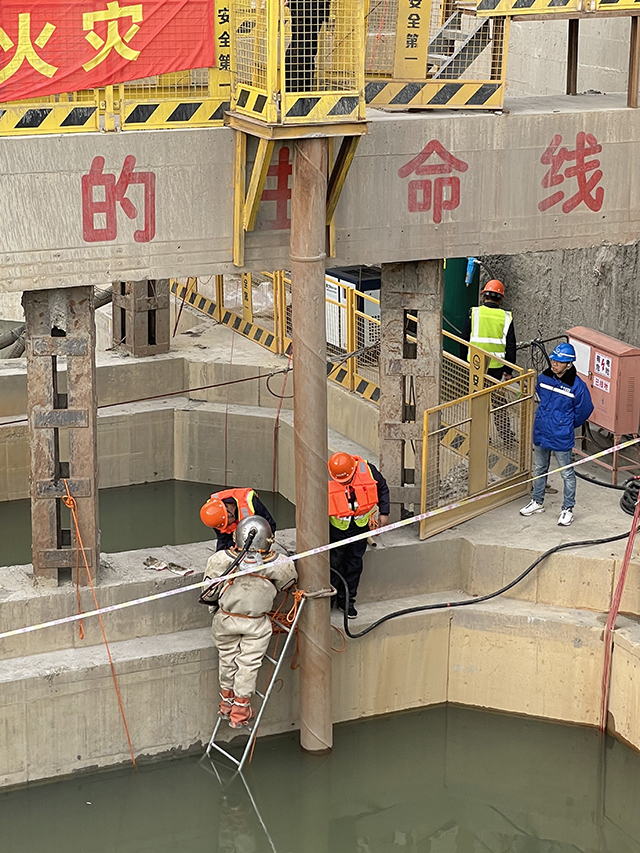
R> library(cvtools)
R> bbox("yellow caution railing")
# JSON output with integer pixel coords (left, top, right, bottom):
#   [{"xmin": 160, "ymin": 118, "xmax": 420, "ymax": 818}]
[
  {"xmin": 171, "ymin": 274, "xmax": 527, "ymax": 406},
  {"xmin": 0, "ymin": 68, "xmax": 231, "ymax": 136},
  {"xmin": 420, "ymin": 369, "xmax": 535, "ymax": 539}
]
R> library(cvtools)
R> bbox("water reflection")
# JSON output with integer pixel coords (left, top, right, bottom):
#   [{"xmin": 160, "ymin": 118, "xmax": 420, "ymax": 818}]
[
  {"xmin": 0, "ymin": 480, "xmax": 296, "ymax": 566},
  {"xmin": 0, "ymin": 705, "xmax": 639, "ymax": 853}
]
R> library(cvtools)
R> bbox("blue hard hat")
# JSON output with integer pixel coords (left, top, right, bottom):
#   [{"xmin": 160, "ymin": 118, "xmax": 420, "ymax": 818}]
[{"xmin": 549, "ymin": 342, "xmax": 576, "ymax": 363}]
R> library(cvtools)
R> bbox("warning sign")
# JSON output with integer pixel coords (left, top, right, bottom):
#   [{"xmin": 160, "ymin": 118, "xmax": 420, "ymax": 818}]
[
  {"xmin": 594, "ymin": 375, "xmax": 610, "ymax": 393},
  {"xmin": 594, "ymin": 352, "xmax": 612, "ymax": 379}
]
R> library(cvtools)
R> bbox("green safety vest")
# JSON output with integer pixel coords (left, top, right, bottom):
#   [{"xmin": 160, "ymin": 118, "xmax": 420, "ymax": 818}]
[{"xmin": 468, "ymin": 306, "xmax": 512, "ymax": 370}]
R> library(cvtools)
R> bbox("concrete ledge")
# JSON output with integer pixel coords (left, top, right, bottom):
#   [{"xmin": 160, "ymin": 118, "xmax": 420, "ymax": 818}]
[{"xmin": 3, "ymin": 585, "xmax": 639, "ymax": 788}]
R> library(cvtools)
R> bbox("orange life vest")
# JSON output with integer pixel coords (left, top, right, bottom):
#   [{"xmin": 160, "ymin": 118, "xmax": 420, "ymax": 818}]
[
  {"xmin": 328, "ymin": 457, "xmax": 378, "ymax": 529},
  {"xmin": 213, "ymin": 487, "xmax": 257, "ymax": 534}
]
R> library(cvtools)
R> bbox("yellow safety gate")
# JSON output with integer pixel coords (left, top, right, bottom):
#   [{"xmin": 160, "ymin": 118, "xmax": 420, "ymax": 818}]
[{"xmin": 420, "ymin": 367, "xmax": 535, "ymax": 539}]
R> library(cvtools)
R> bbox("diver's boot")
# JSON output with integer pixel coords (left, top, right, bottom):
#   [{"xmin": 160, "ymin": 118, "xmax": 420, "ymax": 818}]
[
  {"xmin": 218, "ymin": 689, "xmax": 235, "ymax": 719},
  {"xmin": 229, "ymin": 696, "xmax": 256, "ymax": 728}
]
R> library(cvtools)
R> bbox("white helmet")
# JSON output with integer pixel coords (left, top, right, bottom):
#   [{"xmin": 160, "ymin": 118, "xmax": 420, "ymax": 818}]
[{"xmin": 234, "ymin": 516, "xmax": 274, "ymax": 553}]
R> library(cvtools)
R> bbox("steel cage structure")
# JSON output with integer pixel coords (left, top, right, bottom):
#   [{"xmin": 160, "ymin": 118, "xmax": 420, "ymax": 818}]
[{"xmin": 229, "ymin": 0, "xmax": 366, "ymax": 125}]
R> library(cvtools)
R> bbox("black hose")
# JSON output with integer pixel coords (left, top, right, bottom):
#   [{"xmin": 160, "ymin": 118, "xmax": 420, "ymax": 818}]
[
  {"xmin": 199, "ymin": 529, "xmax": 256, "ymax": 604},
  {"xmin": 332, "ymin": 527, "xmax": 635, "ymax": 639},
  {"xmin": 620, "ymin": 478, "xmax": 640, "ymax": 516},
  {"xmin": 575, "ymin": 469, "xmax": 626, "ymax": 491}
]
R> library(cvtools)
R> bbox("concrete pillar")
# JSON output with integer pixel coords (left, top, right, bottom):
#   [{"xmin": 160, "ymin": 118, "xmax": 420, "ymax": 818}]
[
  {"xmin": 290, "ymin": 137, "xmax": 332, "ymax": 754},
  {"xmin": 23, "ymin": 287, "xmax": 99, "ymax": 585},
  {"xmin": 379, "ymin": 261, "xmax": 444, "ymax": 520},
  {"xmin": 112, "ymin": 279, "xmax": 170, "ymax": 356}
]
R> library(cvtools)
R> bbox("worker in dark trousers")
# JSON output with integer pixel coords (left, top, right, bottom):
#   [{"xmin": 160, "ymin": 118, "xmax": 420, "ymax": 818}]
[
  {"xmin": 460, "ymin": 278, "xmax": 517, "ymax": 446},
  {"xmin": 328, "ymin": 452, "xmax": 389, "ymax": 619},
  {"xmin": 200, "ymin": 487, "xmax": 276, "ymax": 552}
]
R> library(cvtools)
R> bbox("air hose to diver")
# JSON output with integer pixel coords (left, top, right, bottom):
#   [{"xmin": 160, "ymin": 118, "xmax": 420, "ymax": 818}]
[
  {"xmin": 198, "ymin": 528, "xmax": 257, "ymax": 605},
  {"xmin": 331, "ymin": 479, "xmax": 640, "ymax": 640}
]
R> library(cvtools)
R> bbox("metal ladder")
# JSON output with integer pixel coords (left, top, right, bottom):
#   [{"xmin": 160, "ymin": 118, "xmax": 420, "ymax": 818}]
[
  {"xmin": 206, "ymin": 595, "xmax": 306, "ymax": 773},
  {"xmin": 428, "ymin": 11, "xmax": 492, "ymax": 79}
]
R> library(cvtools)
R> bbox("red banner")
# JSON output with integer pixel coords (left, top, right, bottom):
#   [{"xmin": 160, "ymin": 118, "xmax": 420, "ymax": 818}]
[{"xmin": 0, "ymin": 0, "xmax": 215, "ymax": 103}]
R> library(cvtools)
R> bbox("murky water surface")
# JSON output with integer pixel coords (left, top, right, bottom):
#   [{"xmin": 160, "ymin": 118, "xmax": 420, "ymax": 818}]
[
  {"xmin": 0, "ymin": 481, "xmax": 295, "ymax": 566},
  {"xmin": 1, "ymin": 705, "xmax": 639, "ymax": 852}
]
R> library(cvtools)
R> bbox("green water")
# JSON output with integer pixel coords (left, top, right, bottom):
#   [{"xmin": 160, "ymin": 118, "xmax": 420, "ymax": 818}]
[
  {"xmin": 0, "ymin": 481, "xmax": 296, "ymax": 567},
  {"xmin": 1, "ymin": 705, "xmax": 639, "ymax": 853}
]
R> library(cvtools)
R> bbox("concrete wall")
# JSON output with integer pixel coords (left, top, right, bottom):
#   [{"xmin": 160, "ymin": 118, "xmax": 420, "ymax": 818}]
[
  {"xmin": 507, "ymin": 17, "xmax": 630, "ymax": 97},
  {"xmin": 2, "ymin": 94, "xmax": 640, "ymax": 291},
  {"xmin": 3, "ymin": 530, "xmax": 640, "ymax": 788},
  {"xmin": 0, "ymin": 340, "xmax": 379, "ymax": 502},
  {"xmin": 486, "ymin": 242, "xmax": 640, "ymax": 348}
]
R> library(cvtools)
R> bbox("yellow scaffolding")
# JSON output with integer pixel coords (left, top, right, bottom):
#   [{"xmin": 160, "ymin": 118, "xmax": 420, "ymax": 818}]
[
  {"xmin": 227, "ymin": 0, "xmax": 366, "ymax": 128},
  {"xmin": 364, "ymin": 0, "xmax": 509, "ymax": 110}
]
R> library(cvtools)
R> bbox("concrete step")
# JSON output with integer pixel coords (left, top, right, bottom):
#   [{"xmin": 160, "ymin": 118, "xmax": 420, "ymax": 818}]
[{"xmin": 3, "ymin": 593, "xmax": 640, "ymax": 788}]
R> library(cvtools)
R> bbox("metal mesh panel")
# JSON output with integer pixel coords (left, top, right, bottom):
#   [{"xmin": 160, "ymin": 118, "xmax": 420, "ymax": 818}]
[
  {"xmin": 442, "ymin": 353, "xmax": 469, "ymax": 403},
  {"xmin": 423, "ymin": 374, "xmax": 534, "ymax": 515},
  {"xmin": 250, "ymin": 273, "xmax": 276, "ymax": 332},
  {"xmin": 284, "ymin": 277, "xmax": 293, "ymax": 340},
  {"xmin": 314, "ymin": 0, "xmax": 361, "ymax": 92},
  {"xmin": 326, "ymin": 281, "xmax": 349, "ymax": 358},
  {"xmin": 234, "ymin": 0, "xmax": 268, "ymax": 88},
  {"xmin": 423, "ymin": 403, "xmax": 472, "ymax": 510},
  {"xmin": 122, "ymin": 69, "xmax": 210, "ymax": 99},
  {"xmin": 365, "ymin": 0, "xmax": 400, "ymax": 74},
  {"xmin": 355, "ymin": 301, "xmax": 380, "ymax": 385}
]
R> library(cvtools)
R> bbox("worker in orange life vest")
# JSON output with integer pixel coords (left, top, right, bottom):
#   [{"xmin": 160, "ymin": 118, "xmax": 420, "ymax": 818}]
[
  {"xmin": 328, "ymin": 452, "xmax": 389, "ymax": 619},
  {"xmin": 200, "ymin": 488, "xmax": 276, "ymax": 552}
]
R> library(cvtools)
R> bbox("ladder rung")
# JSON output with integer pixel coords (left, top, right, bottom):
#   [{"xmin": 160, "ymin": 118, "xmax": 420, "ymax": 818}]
[
  {"xmin": 264, "ymin": 655, "xmax": 278, "ymax": 665},
  {"xmin": 429, "ymin": 53, "xmax": 450, "ymax": 62},
  {"xmin": 255, "ymin": 690, "xmax": 265, "ymax": 699},
  {"xmin": 441, "ymin": 28, "xmax": 466, "ymax": 38}
]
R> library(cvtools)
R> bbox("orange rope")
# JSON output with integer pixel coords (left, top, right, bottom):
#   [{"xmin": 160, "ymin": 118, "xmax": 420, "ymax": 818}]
[{"xmin": 62, "ymin": 480, "xmax": 136, "ymax": 767}]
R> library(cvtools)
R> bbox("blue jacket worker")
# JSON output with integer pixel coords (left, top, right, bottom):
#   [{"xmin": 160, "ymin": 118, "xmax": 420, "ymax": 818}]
[{"xmin": 520, "ymin": 342, "xmax": 594, "ymax": 526}]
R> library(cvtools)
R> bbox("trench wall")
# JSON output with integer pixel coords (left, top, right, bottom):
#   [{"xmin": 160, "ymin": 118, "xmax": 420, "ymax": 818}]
[
  {"xmin": 2, "ymin": 532, "xmax": 640, "ymax": 788},
  {"xmin": 0, "ymin": 354, "xmax": 379, "ymax": 504}
]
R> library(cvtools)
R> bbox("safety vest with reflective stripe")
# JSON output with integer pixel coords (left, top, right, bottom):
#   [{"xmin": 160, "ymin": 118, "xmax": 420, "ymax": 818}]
[
  {"xmin": 328, "ymin": 457, "xmax": 378, "ymax": 531},
  {"xmin": 212, "ymin": 488, "xmax": 257, "ymax": 534},
  {"xmin": 467, "ymin": 305, "xmax": 512, "ymax": 370}
]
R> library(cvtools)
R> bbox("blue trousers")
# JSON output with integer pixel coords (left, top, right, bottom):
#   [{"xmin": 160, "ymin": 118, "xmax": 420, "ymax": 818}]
[{"xmin": 531, "ymin": 446, "xmax": 576, "ymax": 510}]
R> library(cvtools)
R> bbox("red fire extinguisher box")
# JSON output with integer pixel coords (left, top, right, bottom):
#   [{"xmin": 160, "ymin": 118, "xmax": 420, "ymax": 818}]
[{"xmin": 567, "ymin": 327, "xmax": 640, "ymax": 435}]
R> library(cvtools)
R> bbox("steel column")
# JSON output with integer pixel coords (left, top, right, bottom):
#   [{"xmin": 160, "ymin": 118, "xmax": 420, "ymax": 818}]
[
  {"xmin": 23, "ymin": 286, "xmax": 99, "ymax": 585},
  {"xmin": 566, "ymin": 19, "xmax": 579, "ymax": 95},
  {"xmin": 628, "ymin": 16, "xmax": 640, "ymax": 109},
  {"xmin": 290, "ymin": 137, "xmax": 332, "ymax": 754}
]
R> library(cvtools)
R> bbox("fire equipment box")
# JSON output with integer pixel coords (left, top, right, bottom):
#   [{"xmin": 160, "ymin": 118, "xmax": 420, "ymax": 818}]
[{"xmin": 567, "ymin": 327, "xmax": 640, "ymax": 435}]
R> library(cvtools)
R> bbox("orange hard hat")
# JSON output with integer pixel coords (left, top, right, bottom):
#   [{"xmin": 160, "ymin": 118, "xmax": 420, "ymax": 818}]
[
  {"xmin": 481, "ymin": 279, "xmax": 505, "ymax": 298},
  {"xmin": 199, "ymin": 496, "xmax": 229, "ymax": 529},
  {"xmin": 328, "ymin": 452, "xmax": 357, "ymax": 482}
]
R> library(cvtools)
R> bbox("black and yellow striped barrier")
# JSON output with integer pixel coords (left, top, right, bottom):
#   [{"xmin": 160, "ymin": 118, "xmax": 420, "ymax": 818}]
[
  {"xmin": 365, "ymin": 80, "xmax": 504, "ymax": 109},
  {"xmin": 476, "ymin": 0, "xmax": 576, "ymax": 13},
  {"xmin": 170, "ymin": 281, "xmax": 280, "ymax": 353},
  {"xmin": 122, "ymin": 100, "xmax": 229, "ymax": 130},
  {"xmin": 172, "ymin": 281, "xmax": 380, "ymax": 403},
  {"xmin": 0, "ymin": 103, "xmax": 99, "ymax": 136}
]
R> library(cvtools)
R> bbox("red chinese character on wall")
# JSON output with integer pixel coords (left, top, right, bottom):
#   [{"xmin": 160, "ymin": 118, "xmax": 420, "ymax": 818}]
[
  {"xmin": 538, "ymin": 131, "xmax": 604, "ymax": 213},
  {"xmin": 398, "ymin": 140, "xmax": 468, "ymax": 224},
  {"xmin": 259, "ymin": 146, "xmax": 292, "ymax": 231},
  {"xmin": 82, "ymin": 154, "xmax": 155, "ymax": 242}
]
